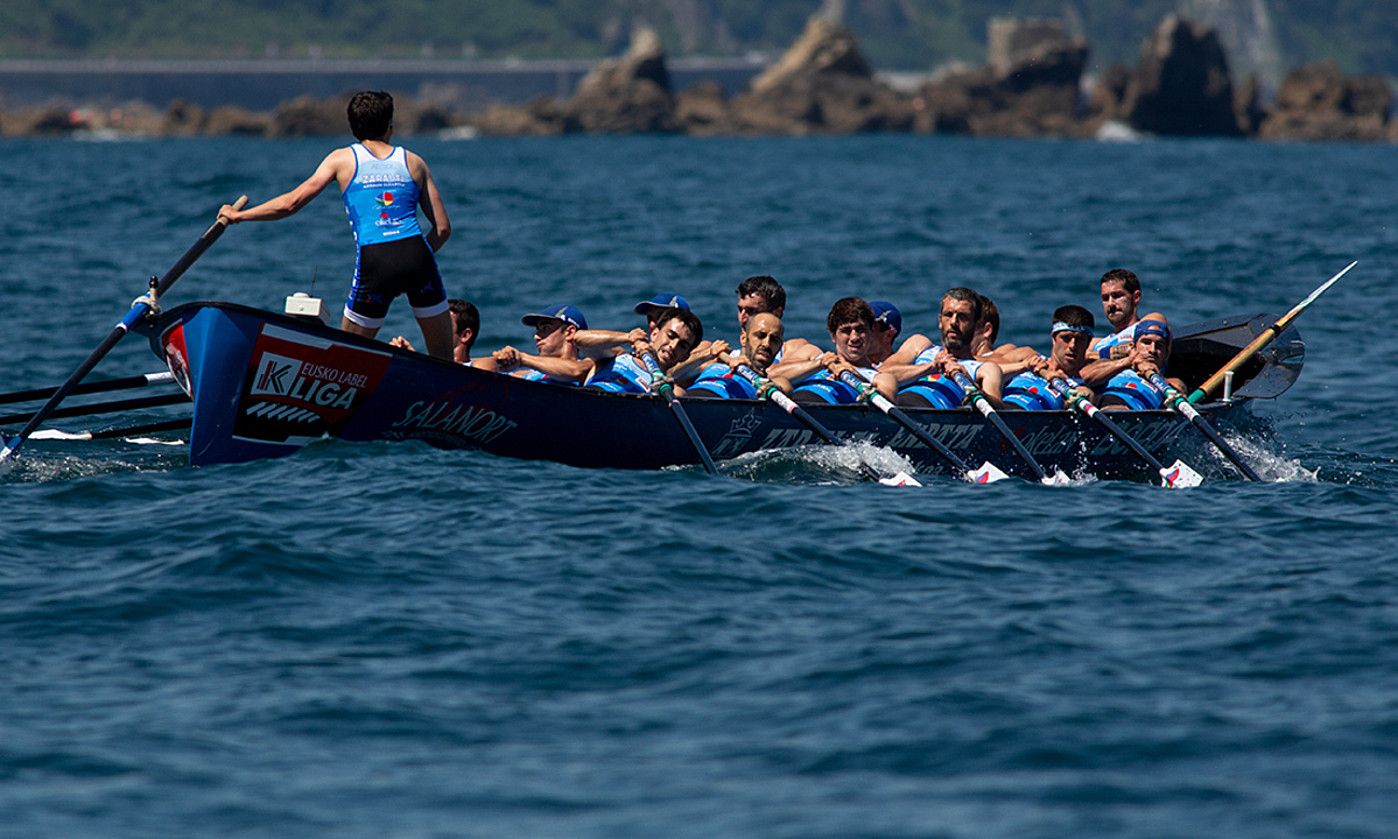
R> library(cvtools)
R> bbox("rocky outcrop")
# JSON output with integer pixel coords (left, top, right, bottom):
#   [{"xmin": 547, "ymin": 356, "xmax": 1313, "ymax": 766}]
[
  {"xmin": 675, "ymin": 81, "xmax": 735, "ymax": 135},
  {"xmin": 568, "ymin": 27, "xmax": 679, "ymax": 133},
  {"xmin": 205, "ymin": 105, "xmax": 271, "ymax": 136},
  {"xmin": 1119, "ymin": 16, "xmax": 1241, "ymax": 136},
  {"xmin": 917, "ymin": 18, "xmax": 1090, "ymax": 137},
  {"xmin": 729, "ymin": 17, "xmax": 913, "ymax": 134},
  {"xmin": 1259, "ymin": 61, "xmax": 1392, "ymax": 141},
  {"xmin": 268, "ymin": 95, "xmax": 344, "ymax": 136},
  {"xmin": 472, "ymin": 97, "xmax": 578, "ymax": 136}
]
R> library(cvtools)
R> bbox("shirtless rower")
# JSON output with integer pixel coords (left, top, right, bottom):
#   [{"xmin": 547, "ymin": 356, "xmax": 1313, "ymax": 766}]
[
  {"xmin": 1002, "ymin": 305, "xmax": 1097, "ymax": 410},
  {"xmin": 1099, "ymin": 319, "xmax": 1187, "ymax": 410},
  {"xmin": 872, "ymin": 287, "xmax": 1005, "ymax": 407},
  {"xmin": 685, "ymin": 312, "xmax": 792, "ymax": 399},
  {"xmin": 974, "ymin": 293, "xmax": 1038, "ymax": 377},
  {"xmin": 585, "ymin": 307, "xmax": 704, "ymax": 394},
  {"xmin": 492, "ymin": 304, "xmax": 592, "ymax": 385},
  {"xmin": 218, "ymin": 91, "xmax": 454, "ymax": 359},
  {"xmin": 769, "ymin": 297, "xmax": 881, "ymax": 405},
  {"xmin": 390, "ymin": 298, "xmax": 496, "ymax": 370},
  {"xmin": 1080, "ymin": 268, "xmax": 1168, "ymax": 387}
]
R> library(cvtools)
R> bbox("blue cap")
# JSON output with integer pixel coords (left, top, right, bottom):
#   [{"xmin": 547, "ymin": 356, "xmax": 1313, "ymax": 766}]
[
  {"xmin": 869, "ymin": 300, "xmax": 901, "ymax": 335},
  {"xmin": 633, "ymin": 293, "xmax": 690, "ymax": 316},
  {"xmin": 1133, "ymin": 319, "xmax": 1171, "ymax": 342},
  {"xmin": 522, "ymin": 304, "xmax": 588, "ymax": 330}
]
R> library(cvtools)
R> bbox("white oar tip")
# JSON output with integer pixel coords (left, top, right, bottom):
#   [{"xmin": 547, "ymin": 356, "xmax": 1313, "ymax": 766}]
[{"xmin": 879, "ymin": 472, "xmax": 922, "ymax": 488}]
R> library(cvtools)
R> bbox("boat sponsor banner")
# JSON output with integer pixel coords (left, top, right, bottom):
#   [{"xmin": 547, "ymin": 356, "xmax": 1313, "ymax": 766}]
[{"xmin": 234, "ymin": 325, "xmax": 392, "ymax": 445}]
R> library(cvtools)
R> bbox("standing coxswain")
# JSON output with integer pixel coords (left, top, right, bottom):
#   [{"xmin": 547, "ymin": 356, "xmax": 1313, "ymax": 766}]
[{"xmin": 217, "ymin": 91, "xmax": 454, "ymax": 359}]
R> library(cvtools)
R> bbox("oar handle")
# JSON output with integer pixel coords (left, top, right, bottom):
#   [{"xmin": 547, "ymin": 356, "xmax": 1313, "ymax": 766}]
[
  {"xmin": 637, "ymin": 351, "xmax": 675, "ymax": 400},
  {"xmin": 639, "ymin": 350, "xmax": 718, "ymax": 475}
]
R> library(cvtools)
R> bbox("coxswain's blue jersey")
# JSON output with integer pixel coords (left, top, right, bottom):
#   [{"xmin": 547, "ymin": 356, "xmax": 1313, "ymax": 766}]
[
  {"xmin": 1003, "ymin": 371, "xmax": 1084, "ymax": 411},
  {"xmin": 586, "ymin": 354, "xmax": 653, "ymax": 394},
  {"xmin": 342, "ymin": 144, "xmax": 424, "ymax": 247},
  {"xmin": 1100, "ymin": 369, "xmax": 1167, "ymax": 410},
  {"xmin": 1092, "ymin": 322, "xmax": 1136, "ymax": 360},
  {"xmin": 686, "ymin": 363, "xmax": 760, "ymax": 399}
]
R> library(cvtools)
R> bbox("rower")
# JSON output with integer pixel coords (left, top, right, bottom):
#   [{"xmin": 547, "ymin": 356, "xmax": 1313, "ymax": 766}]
[
  {"xmin": 735, "ymin": 274, "xmax": 810, "ymax": 358},
  {"xmin": 769, "ymin": 297, "xmax": 880, "ymax": 405},
  {"xmin": 391, "ymin": 298, "xmax": 497, "ymax": 370},
  {"xmin": 585, "ymin": 307, "xmax": 704, "ymax": 394},
  {"xmin": 1080, "ymin": 268, "xmax": 1168, "ymax": 387},
  {"xmin": 1002, "ymin": 305, "xmax": 1097, "ymax": 410},
  {"xmin": 872, "ymin": 287, "xmax": 1005, "ymax": 408},
  {"xmin": 217, "ymin": 91, "xmax": 455, "ymax": 359},
  {"xmin": 635, "ymin": 293, "xmax": 690, "ymax": 330},
  {"xmin": 868, "ymin": 300, "xmax": 903, "ymax": 365},
  {"xmin": 573, "ymin": 292, "xmax": 693, "ymax": 362},
  {"xmin": 1100, "ymin": 319, "xmax": 1186, "ymax": 410},
  {"xmin": 974, "ymin": 293, "xmax": 1037, "ymax": 377},
  {"xmin": 686, "ymin": 312, "xmax": 791, "ymax": 399},
  {"xmin": 492, "ymin": 305, "xmax": 593, "ymax": 385}
]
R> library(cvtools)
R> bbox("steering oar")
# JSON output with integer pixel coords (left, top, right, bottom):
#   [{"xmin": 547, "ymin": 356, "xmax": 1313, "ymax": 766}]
[
  {"xmin": 1, "ymin": 197, "xmax": 247, "ymax": 468},
  {"xmin": 1189, "ymin": 260, "xmax": 1356, "ymax": 404},
  {"xmin": 638, "ymin": 350, "xmax": 719, "ymax": 476},
  {"xmin": 1045, "ymin": 377, "xmax": 1203, "ymax": 488},
  {"xmin": 833, "ymin": 370, "xmax": 1006, "ymax": 484},
  {"xmin": 727, "ymin": 360, "xmax": 919, "ymax": 487},
  {"xmin": 947, "ymin": 370, "xmax": 1065, "ymax": 485}
]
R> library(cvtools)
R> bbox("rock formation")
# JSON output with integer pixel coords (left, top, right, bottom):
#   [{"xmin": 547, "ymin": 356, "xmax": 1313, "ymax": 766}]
[
  {"xmin": 1119, "ymin": 16, "xmax": 1241, "ymax": 136},
  {"xmin": 1259, "ymin": 61, "xmax": 1392, "ymax": 141},
  {"xmin": 917, "ymin": 18, "xmax": 1089, "ymax": 137},
  {"xmin": 568, "ymin": 27, "xmax": 680, "ymax": 133},
  {"xmin": 729, "ymin": 17, "xmax": 913, "ymax": 134}
]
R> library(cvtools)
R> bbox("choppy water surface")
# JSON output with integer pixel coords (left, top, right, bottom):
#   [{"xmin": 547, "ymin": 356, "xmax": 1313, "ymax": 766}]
[{"xmin": 1, "ymin": 134, "xmax": 1395, "ymax": 837}]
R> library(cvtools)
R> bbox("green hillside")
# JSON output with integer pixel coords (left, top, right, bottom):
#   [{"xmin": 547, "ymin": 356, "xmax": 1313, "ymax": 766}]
[{"xmin": 1, "ymin": 0, "xmax": 1393, "ymax": 76}]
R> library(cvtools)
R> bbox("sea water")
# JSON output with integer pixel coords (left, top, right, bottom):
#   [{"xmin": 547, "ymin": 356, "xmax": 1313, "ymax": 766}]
[{"xmin": 1, "ymin": 134, "xmax": 1395, "ymax": 837}]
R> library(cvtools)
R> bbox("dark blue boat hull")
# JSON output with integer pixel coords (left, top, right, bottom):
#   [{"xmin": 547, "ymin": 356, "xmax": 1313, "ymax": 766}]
[{"xmin": 143, "ymin": 302, "xmax": 1282, "ymax": 481}]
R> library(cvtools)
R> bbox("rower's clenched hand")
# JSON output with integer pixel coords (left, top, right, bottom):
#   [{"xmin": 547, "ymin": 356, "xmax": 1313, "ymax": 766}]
[
  {"xmin": 389, "ymin": 335, "xmax": 416, "ymax": 352},
  {"xmin": 217, "ymin": 204, "xmax": 243, "ymax": 225},
  {"xmin": 707, "ymin": 339, "xmax": 732, "ymax": 360},
  {"xmin": 817, "ymin": 351, "xmax": 838, "ymax": 371},
  {"xmin": 493, "ymin": 345, "xmax": 521, "ymax": 371},
  {"xmin": 1028, "ymin": 354, "xmax": 1050, "ymax": 376}
]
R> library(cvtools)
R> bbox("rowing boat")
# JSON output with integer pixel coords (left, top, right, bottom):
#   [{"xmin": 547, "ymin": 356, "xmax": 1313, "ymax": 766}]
[{"xmin": 135, "ymin": 301, "xmax": 1303, "ymax": 480}]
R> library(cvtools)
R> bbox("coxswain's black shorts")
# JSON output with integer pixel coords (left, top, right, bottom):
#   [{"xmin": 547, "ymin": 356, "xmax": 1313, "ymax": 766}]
[{"xmin": 344, "ymin": 236, "xmax": 448, "ymax": 329}]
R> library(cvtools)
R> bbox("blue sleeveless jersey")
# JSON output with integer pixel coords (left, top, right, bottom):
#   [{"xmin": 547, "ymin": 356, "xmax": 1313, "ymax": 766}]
[
  {"xmin": 342, "ymin": 144, "xmax": 424, "ymax": 247},
  {"xmin": 1101, "ymin": 370, "xmax": 1166, "ymax": 409},
  {"xmin": 899, "ymin": 350, "xmax": 982, "ymax": 409},
  {"xmin": 1093, "ymin": 323, "xmax": 1135, "ymax": 360},
  {"xmin": 686, "ymin": 363, "xmax": 760, "ymax": 399},
  {"xmin": 518, "ymin": 368, "xmax": 579, "ymax": 387},
  {"xmin": 586, "ymin": 354, "xmax": 653, "ymax": 394},
  {"xmin": 791, "ymin": 364, "xmax": 878, "ymax": 405},
  {"xmin": 1003, "ymin": 371, "xmax": 1083, "ymax": 411}
]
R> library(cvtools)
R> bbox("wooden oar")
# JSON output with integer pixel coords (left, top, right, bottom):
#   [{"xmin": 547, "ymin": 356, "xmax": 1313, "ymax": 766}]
[
  {"xmin": 728, "ymin": 360, "xmax": 919, "ymax": 487},
  {"xmin": 1147, "ymin": 373, "xmax": 1262, "ymax": 481},
  {"xmin": 0, "ymin": 196, "xmax": 245, "ymax": 467},
  {"xmin": 1045, "ymin": 377, "xmax": 1203, "ymax": 488},
  {"xmin": 0, "ymin": 371, "xmax": 175, "ymax": 407},
  {"xmin": 1188, "ymin": 260, "xmax": 1356, "ymax": 404},
  {"xmin": 833, "ymin": 370, "xmax": 1006, "ymax": 483},
  {"xmin": 0, "ymin": 392, "xmax": 188, "ymax": 427},
  {"xmin": 947, "ymin": 370, "xmax": 1065, "ymax": 485},
  {"xmin": 638, "ymin": 350, "xmax": 719, "ymax": 476}
]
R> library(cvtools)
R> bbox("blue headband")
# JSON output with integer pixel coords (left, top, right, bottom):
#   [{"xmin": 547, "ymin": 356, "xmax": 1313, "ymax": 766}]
[
  {"xmin": 1133, "ymin": 319, "xmax": 1172, "ymax": 342},
  {"xmin": 1051, "ymin": 321, "xmax": 1094, "ymax": 336}
]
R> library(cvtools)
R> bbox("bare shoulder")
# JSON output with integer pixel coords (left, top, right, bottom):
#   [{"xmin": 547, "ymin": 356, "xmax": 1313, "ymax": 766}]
[{"xmin": 404, "ymin": 148, "xmax": 433, "ymax": 177}]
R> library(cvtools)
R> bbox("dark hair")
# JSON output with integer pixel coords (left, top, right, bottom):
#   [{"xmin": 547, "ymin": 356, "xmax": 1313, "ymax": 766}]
[
  {"xmin": 448, "ymin": 298, "xmax": 479, "ymax": 349},
  {"xmin": 942, "ymin": 287, "xmax": 983, "ymax": 323},
  {"xmin": 654, "ymin": 307, "xmax": 703, "ymax": 349},
  {"xmin": 1100, "ymin": 268, "xmax": 1140, "ymax": 294},
  {"xmin": 978, "ymin": 294, "xmax": 1000, "ymax": 343},
  {"xmin": 826, "ymin": 297, "xmax": 874, "ymax": 335},
  {"xmin": 1051, "ymin": 304, "xmax": 1095, "ymax": 329},
  {"xmin": 347, "ymin": 91, "xmax": 394, "ymax": 141},
  {"xmin": 735, "ymin": 275, "xmax": 786, "ymax": 312}
]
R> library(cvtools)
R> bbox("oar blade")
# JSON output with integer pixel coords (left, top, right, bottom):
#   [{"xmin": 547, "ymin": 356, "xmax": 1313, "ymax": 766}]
[
  {"xmin": 968, "ymin": 461, "xmax": 1009, "ymax": 484},
  {"xmin": 878, "ymin": 471, "xmax": 922, "ymax": 488},
  {"xmin": 1160, "ymin": 459, "xmax": 1204, "ymax": 489},
  {"xmin": 1041, "ymin": 468, "xmax": 1074, "ymax": 486}
]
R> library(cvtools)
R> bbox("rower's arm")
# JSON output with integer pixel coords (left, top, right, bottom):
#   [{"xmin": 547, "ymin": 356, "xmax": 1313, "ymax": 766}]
[
  {"xmin": 877, "ymin": 359, "xmax": 939, "ymax": 386},
  {"xmin": 987, "ymin": 345, "xmax": 1038, "ymax": 377},
  {"xmin": 517, "ymin": 353, "xmax": 595, "ymax": 383},
  {"xmin": 767, "ymin": 344, "xmax": 826, "ymax": 382},
  {"xmin": 1078, "ymin": 354, "xmax": 1133, "ymax": 388},
  {"xmin": 574, "ymin": 329, "xmax": 643, "ymax": 350},
  {"xmin": 669, "ymin": 340, "xmax": 731, "ymax": 386},
  {"xmin": 976, "ymin": 361, "xmax": 1005, "ymax": 407},
  {"xmin": 412, "ymin": 154, "xmax": 451, "ymax": 252}
]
